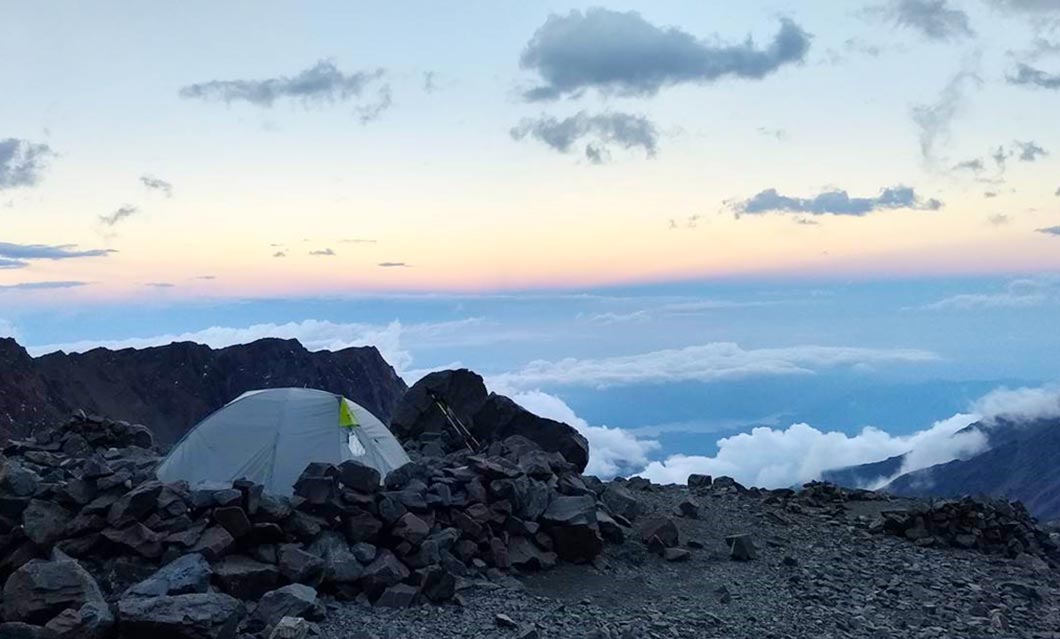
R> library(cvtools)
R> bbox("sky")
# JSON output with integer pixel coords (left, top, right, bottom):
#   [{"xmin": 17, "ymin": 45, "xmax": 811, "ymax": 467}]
[{"xmin": 3, "ymin": 0, "xmax": 1060, "ymax": 484}]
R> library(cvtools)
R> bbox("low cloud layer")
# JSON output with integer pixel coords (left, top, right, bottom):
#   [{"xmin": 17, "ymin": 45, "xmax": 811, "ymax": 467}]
[
  {"xmin": 510, "ymin": 112, "xmax": 658, "ymax": 163},
  {"xmin": 519, "ymin": 9, "xmax": 810, "ymax": 100},
  {"xmin": 733, "ymin": 185, "xmax": 942, "ymax": 217},
  {"xmin": 972, "ymin": 384, "xmax": 1060, "ymax": 424},
  {"xmin": 879, "ymin": 0, "xmax": 974, "ymax": 40},
  {"xmin": 491, "ymin": 342, "xmax": 939, "ymax": 389},
  {"xmin": 180, "ymin": 60, "xmax": 387, "ymax": 109},
  {"xmin": 918, "ymin": 277, "xmax": 1059, "ymax": 310},
  {"xmin": 0, "ymin": 138, "xmax": 54, "ymax": 189},
  {"xmin": 0, "ymin": 281, "xmax": 88, "ymax": 291},
  {"xmin": 0, "ymin": 242, "xmax": 116, "ymax": 261}
]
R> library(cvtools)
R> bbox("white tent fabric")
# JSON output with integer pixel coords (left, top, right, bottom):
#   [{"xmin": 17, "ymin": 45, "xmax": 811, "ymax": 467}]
[{"xmin": 156, "ymin": 387, "xmax": 410, "ymax": 495}]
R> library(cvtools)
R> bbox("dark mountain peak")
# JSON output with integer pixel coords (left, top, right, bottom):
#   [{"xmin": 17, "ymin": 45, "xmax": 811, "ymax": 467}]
[{"xmin": 0, "ymin": 336, "xmax": 408, "ymax": 445}]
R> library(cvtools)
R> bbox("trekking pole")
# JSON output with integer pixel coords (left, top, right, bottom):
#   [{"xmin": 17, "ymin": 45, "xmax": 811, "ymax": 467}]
[{"xmin": 428, "ymin": 391, "xmax": 481, "ymax": 451}]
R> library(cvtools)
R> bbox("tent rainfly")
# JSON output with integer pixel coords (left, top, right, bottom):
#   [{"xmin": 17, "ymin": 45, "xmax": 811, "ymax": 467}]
[{"xmin": 156, "ymin": 387, "xmax": 410, "ymax": 495}]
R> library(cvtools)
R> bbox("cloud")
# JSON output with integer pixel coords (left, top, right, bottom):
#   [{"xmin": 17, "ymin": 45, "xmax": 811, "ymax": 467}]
[
  {"xmin": 140, "ymin": 175, "xmax": 173, "ymax": 198},
  {"xmin": 0, "ymin": 318, "xmax": 17, "ymax": 338},
  {"xmin": 877, "ymin": 0, "xmax": 974, "ymax": 40},
  {"xmin": 519, "ymin": 9, "xmax": 811, "ymax": 100},
  {"xmin": 489, "ymin": 342, "xmax": 939, "ymax": 390},
  {"xmin": 0, "ymin": 242, "xmax": 115, "ymax": 261},
  {"xmin": 918, "ymin": 277, "xmax": 1059, "ymax": 309},
  {"xmin": 1037, "ymin": 225, "xmax": 1060, "ymax": 235},
  {"xmin": 378, "ymin": 262, "xmax": 409, "ymax": 268},
  {"xmin": 911, "ymin": 69, "xmax": 981, "ymax": 162},
  {"xmin": 0, "ymin": 138, "xmax": 54, "ymax": 189},
  {"xmin": 356, "ymin": 84, "xmax": 393, "ymax": 124},
  {"xmin": 1007, "ymin": 63, "xmax": 1060, "ymax": 89},
  {"xmin": 0, "ymin": 258, "xmax": 27, "ymax": 270},
  {"xmin": 492, "ymin": 387, "xmax": 660, "ymax": 477},
  {"xmin": 341, "ymin": 238, "xmax": 377, "ymax": 244},
  {"xmin": 1014, "ymin": 140, "xmax": 1048, "ymax": 161},
  {"xmin": 732, "ymin": 185, "xmax": 942, "ymax": 217},
  {"xmin": 510, "ymin": 111, "xmax": 658, "ymax": 163},
  {"xmin": 0, "ymin": 281, "xmax": 88, "ymax": 291},
  {"xmin": 423, "ymin": 71, "xmax": 439, "ymax": 93},
  {"xmin": 179, "ymin": 60, "xmax": 387, "ymax": 109},
  {"xmin": 990, "ymin": 0, "xmax": 1060, "ymax": 11},
  {"xmin": 195, "ymin": 275, "xmax": 216, "ymax": 280},
  {"xmin": 309, "ymin": 248, "xmax": 335, "ymax": 256},
  {"xmin": 952, "ymin": 158, "xmax": 984, "ymax": 172},
  {"xmin": 1056, "ymin": 186, "xmax": 1060, "ymax": 196},
  {"xmin": 99, "ymin": 205, "xmax": 140, "ymax": 227},
  {"xmin": 580, "ymin": 310, "xmax": 651, "ymax": 325},
  {"xmin": 984, "ymin": 191, "xmax": 998, "ymax": 198},
  {"xmin": 638, "ymin": 412, "xmax": 983, "ymax": 488},
  {"xmin": 971, "ymin": 384, "xmax": 1060, "ymax": 424},
  {"xmin": 986, "ymin": 213, "xmax": 1011, "ymax": 226}
]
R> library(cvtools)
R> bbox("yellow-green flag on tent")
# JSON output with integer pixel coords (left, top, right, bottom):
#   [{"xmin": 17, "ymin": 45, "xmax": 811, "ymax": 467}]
[{"xmin": 339, "ymin": 400, "xmax": 359, "ymax": 429}]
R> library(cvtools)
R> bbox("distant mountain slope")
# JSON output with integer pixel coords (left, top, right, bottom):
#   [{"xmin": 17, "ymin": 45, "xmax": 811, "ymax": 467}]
[
  {"xmin": 828, "ymin": 417, "xmax": 1060, "ymax": 520},
  {"xmin": 885, "ymin": 418, "xmax": 1060, "ymax": 520},
  {"xmin": 0, "ymin": 336, "xmax": 407, "ymax": 444}
]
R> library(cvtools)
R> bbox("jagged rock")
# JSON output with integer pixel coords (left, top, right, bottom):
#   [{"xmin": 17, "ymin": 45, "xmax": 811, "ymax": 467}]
[
  {"xmin": 249, "ymin": 584, "xmax": 322, "ymax": 631},
  {"xmin": 473, "ymin": 394, "xmax": 589, "ymax": 473},
  {"xmin": 116, "ymin": 592, "xmax": 245, "ymax": 639},
  {"xmin": 601, "ymin": 485, "xmax": 642, "ymax": 522},
  {"xmin": 189, "ymin": 526, "xmax": 235, "ymax": 561},
  {"xmin": 21, "ymin": 500, "xmax": 72, "ymax": 547},
  {"xmin": 508, "ymin": 536, "xmax": 557, "ymax": 570},
  {"xmin": 212, "ymin": 555, "xmax": 279, "ymax": 600},
  {"xmin": 376, "ymin": 583, "xmax": 419, "ymax": 608},
  {"xmin": 107, "ymin": 481, "xmax": 163, "ymax": 528},
  {"xmin": 43, "ymin": 602, "xmax": 113, "ymax": 639},
  {"xmin": 420, "ymin": 566, "xmax": 456, "ymax": 602},
  {"xmin": 676, "ymin": 497, "xmax": 700, "ymax": 519},
  {"xmin": 389, "ymin": 369, "xmax": 489, "ymax": 446},
  {"xmin": 636, "ymin": 516, "xmax": 680, "ymax": 549},
  {"xmin": 383, "ymin": 462, "xmax": 429, "ymax": 491},
  {"xmin": 687, "ymin": 474, "xmax": 712, "ymax": 489},
  {"xmin": 391, "ymin": 512, "xmax": 430, "ymax": 546},
  {"xmin": 726, "ymin": 533, "xmax": 756, "ymax": 561},
  {"xmin": 103, "ymin": 523, "xmax": 164, "ymax": 559},
  {"xmin": 352, "ymin": 543, "xmax": 377, "ymax": 564},
  {"xmin": 344, "ymin": 509, "xmax": 383, "ymax": 544},
  {"xmin": 306, "ymin": 532, "xmax": 363, "ymax": 584},
  {"xmin": 278, "ymin": 546, "xmax": 325, "ymax": 587},
  {"xmin": 337, "ymin": 460, "xmax": 381, "ymax": 493},
  {"xmin": 2, "ymin": 551, "xmax": 105, "ymax": 625},
  {"xmin": 360, "ymin": 550, "xmax": 410, "ymax": 596},
  {"xmin": 268, "ymin": 617, "xmax": 311, "ymax": 639},
  {"xmin": 542, "ymin": 495, "xmax": 596, "ymax": 526},
  {"xmin": 212, "ymin": 506, "xmax": 251, "ymax": 539},
  {"xmin": 124, "ymin": 554, "xmax": 211, "ymax": 598}
]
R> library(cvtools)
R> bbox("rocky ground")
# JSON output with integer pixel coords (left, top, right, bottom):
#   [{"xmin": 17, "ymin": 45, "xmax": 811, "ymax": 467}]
[{"xmin": 322, "ymin": 481, "xmax": 1060, "ymax": 639}]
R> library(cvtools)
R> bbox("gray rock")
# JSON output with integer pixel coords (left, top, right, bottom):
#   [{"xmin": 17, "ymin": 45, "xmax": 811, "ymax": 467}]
[
  {"xmin": 22, "ymin": 500, "xmax": 72, "ymax": 547},
  {"xmin": 116, "ymin": 592, "xmax": 245, "ymax": 639},
  {"xmin": 337, "ymin": 460, "xmax": 381, "ymax": 494},
  {"xmin": 212, "ymin": 555, "xmax": 279, "ymax": 600},
  {"xmin": 376, "ymin": 583, "xmax": 419, "ymax": 608},
  {"xmin": 360, "ymin": 550, "xmax": 410, "ymax": 596},
  {"xmin": 601, "ymin": 485, "xmax": 642, "ymax": 522},
  {"xmin": 124, "ymin": 554, "xmax": 211, "ymax": 598},
  {"xmin": 106, "ymin": 480, "xmax": 163, "ymax": 528},
  {"xmin": 726, "ymin": 533, "xmax": 756, "ymax": 561},
  {"xmin": 541, "ymin": 495, "xmax": 596, "ymax": 526},
  {"xmin": 249, "ymin": 584, "xmax": 321, "ymax": 631},
  {"xmin": 212, "ymin": 506, "xmax": 251, "ymax": 539},
  {"xmin": 278, "ymin": 546, "xmax": 325, "ymax": 587},
  {"xmin": 0, "ymin": 622, "xmax": 58, "ymax": 639},
  {"xmin": 2, "ymin": 551, "xmax": 105, "ymax": 625},
  {"xmin": 43, "ymin": 602, "xmax": 114, "ymax": 639},
  {"xmin": 636, "ymin": 515, "xmax": 680, "ymax": 549}
]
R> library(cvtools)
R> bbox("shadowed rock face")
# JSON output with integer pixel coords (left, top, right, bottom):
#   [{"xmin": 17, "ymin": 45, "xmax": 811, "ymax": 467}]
[{"xmin": 0, "ymin": 337, "xmax": 407, "ymax": 445}]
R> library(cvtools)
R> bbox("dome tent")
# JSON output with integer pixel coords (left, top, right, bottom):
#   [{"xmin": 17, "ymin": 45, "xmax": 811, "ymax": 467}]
[{"xmin": 156, "ymin": 387, "xmax": 410, "ymax": 495}]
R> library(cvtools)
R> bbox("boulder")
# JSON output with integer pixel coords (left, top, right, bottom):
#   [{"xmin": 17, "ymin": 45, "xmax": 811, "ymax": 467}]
[
  {"xmin": 124, "ymin": 554, "xmax": 211, "ymax": 598},
  {"xmin": 391, "ymin": 513, "xmax": 430, "ymax": 546},
  {"xmin": 278, "ymin": 546, "xmax": 325, "ymax": 587},
  {"xmin": 212, "ymin": 507, "xmax": 251, "ymax": 539},
  {"xmin": 212, "ymin": 556, "xmax": 279, "ymax": 600},
  {"xmin": 541, "ymin": 495, "xmax": 596, "ymax": 527},
  {"xmin": 360, "ymin": 550, "xmax": 410, "ymax": 596},
  {"xmin": 2, "ymin": 551, "xmax": 105, "ymax": 625},
  {"xmin": 636, "ymin": 516, "xmax": 680, "ymax": 549},
  {"xmin": 248, "ymin": 584, "xmax": 321, "ymax": 631},
  {"xmin": 102, "ymin": 523, "xmax": 164, "ymax": 559},
  {"xmin": 687, "ymin": 474, "xmax": 712, "ymax": 489},
  {"xmin": 0, "ymin": 622, "xmax": 57, "ymax": 639},
  {"xmin": 344, "ymin": 509, "xmax": 383, "ymax": 544},
  {"xmin": 43, "ymin": 602, "xmax": 114, "ymax": 639},
  {"xmin": 473, "ymin": 394, "xmax": 589, "ymax": 473},
  {"xmin": 337, "ymin": 460, "xmax": 381, "ymax": 494},
  {"xmin": 189, "ymin": 526, "xmax": 235, "ymax": 561},
  {"xmin": 389, "ymin": 369, "xmax": 489, "ymax": 444},
  {"xmin": 21, "ymin": 500, "xmax": 72, "ymax": 547},
  {"xmin": 726, "ymin": 534, "xmax": 756, "ymax": 561},
  {"xmin": 107, "ymin": 481, "xmax": 163, "ymax": 528},
  {"xmin": 306, "ymin": 533, "xmax": 363, "ymax": 584},
  {"xmin": 116, "ymin": 592, "xmax": 244, "ymax": 639},
  {"xmin": 600, "ymin": 485, "xmax": 642, "ymax": 522}
]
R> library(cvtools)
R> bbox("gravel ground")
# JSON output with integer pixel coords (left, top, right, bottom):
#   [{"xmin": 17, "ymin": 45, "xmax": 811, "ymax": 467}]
[{"xmin": 320, "ymin": 483, "xmax": 1060, "ymax": 639}]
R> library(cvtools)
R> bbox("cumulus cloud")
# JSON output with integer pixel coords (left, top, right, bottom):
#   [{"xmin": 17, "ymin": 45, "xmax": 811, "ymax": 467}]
[
  {"xmin": 972, "ymin": 384, "xmax": 1060, "ymax": 424},
  {"xmin": 877, "ymin": 0, "xmax": 974, "ymax": 40},
  {"xmin": 492, "ymin": 387, "xmax": 660, "ymax": 477},
  {"xmin": 0, "ymin": 242, "xmax": 115, "ymax": 261},
  {"xmin": 490, "ymin": 342, "xmax": 939, "ymax": 390},
  {"xmin": 1038, "ymin": 225, "xmax": 1060, "ymax": 235},
  {"xmin": 99, "ymin": 205, "xmax": 139, "ymax": 227},
  {"xmin": 1007, "ymin": 63, "xmax": 1060, "ymax": 89},
  {"xmin": 140, "ymin": 175, "xmax": 173, "ymax": 198},
  {"xmin": 519, "ymin": 9, "xmax": 811, "ymax": 100},
  {"xmin": 637, "ymin": 413, "xmax": 984, "ymax": 488},
  {"xmin": 0, "ymin": 281, "xmax": 88, "ymax": 291},
  {"xmin": 911, "ymin": 69, "xmax": 981, "ymax": 162},
  {"xmin": 0, "ymin": 138, "xmax": 54, "ymax": 189},
  {"xmin": 510, "ymin": 112, "xmax": 658, "ymax": 163},
  {"xmin": 309, "ymin": 248, "xmax": 335, "ymax": 256},
  {"xmin": 732, "ymin": 185, "xmax": 942, "ymax": 217},
  {"xmin": 179, "ymin": 60, "xmax": 387, "ymax": 110}
]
